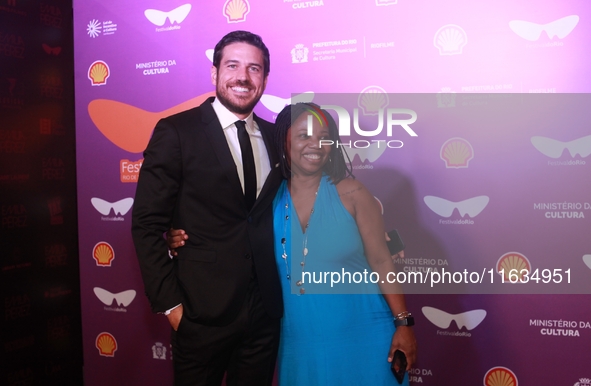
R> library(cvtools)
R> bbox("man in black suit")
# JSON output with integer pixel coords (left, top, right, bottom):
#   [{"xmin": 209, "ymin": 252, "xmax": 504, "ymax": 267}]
[{"xmin": 132, "ymin": 31, "xmax": 283, "ymax": 386}]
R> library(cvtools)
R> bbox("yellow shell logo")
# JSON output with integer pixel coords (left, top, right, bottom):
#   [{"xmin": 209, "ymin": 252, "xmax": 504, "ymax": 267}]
[
  {"xmin": 440, "ymin": 137, "xmax": 474, "ymax": 168},
  {"xmin": 483, "ymin": 367, "xmax": 518, "ymax": 386},
  {"xmin": 93, "ymin": 242, "xmax": 114, "ymax": 267},
  {"xmin": 96, "ymin": 332, "xmax": 117, "ymax": 357},
  {"xmin": 358, "ymin": 86, "xmax": 389, "ymax": 115},
  {"xmin": 88, "ymin": 60, "xmax": 110, "ymax": 86},
  {"xmin": 496, "ymin": 252, "xmax": 531, "ymax": 283},
  {"xmin": 223, "ymin": 0, "xmax": 250, "ymax": 23}
]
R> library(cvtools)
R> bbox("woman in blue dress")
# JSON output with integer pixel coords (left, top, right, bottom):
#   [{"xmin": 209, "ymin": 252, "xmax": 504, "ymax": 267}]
[
  {"xmin": 168, "ymin": 103, "xmax": 416, "ymax": 385},
  {"xmin": 270, "ymin": 103, "xmax": 415, "ymax": 385}
]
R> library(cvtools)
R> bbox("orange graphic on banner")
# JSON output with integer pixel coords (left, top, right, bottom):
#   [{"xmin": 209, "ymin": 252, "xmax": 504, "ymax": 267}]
[
  {"xmin": 496, "ymin": 252, "xmax": 531, "ymax": 283},
  {"xmin": 88, "ymin": 92, "xmax": 214, "ymax": 153},
  {"xmin": 88, "ymin": 61, "xmax": 110, "ymax": 85},
  {"xmin": 483, "ymin": 366, "xmax": 518, "ymax": 386},
  {"xmin": 96, "ymin": 332, "xmax": 117, "ymax": 357},
  {"xmin": 93, "ymin": 242, "xmax": 114, "ymax": 266}
]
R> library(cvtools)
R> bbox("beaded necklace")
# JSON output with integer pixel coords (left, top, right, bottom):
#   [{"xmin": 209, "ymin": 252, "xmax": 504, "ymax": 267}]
[{"xmin": 281, "ymin": 179, "xmax": 321, "ymax": 295}]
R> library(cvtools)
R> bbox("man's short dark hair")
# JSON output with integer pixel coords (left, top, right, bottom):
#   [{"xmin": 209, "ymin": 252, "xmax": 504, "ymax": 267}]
[{"xmin": 213, "ymin": 30, "xmax": 270, "ymax": 77}]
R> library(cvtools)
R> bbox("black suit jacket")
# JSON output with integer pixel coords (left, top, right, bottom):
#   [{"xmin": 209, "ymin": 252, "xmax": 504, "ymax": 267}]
[{"xmin": 132, "ymin": 97, "xmax": 283, "ymax": 325}]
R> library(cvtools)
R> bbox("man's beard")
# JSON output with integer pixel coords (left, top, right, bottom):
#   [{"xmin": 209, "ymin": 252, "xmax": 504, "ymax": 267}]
[{"xmin": 216, "ymin": 80, "xmax": 261, "ymax": 116}]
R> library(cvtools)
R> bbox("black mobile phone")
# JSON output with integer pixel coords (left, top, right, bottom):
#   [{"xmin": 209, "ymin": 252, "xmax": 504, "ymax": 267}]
[
  {"xmin": 387, "ymin": 229, "xmax": 405, "ymax": 256},
  {"xmin": 391, "ymin": 349, "xmax": 407, "ymax": 384}
]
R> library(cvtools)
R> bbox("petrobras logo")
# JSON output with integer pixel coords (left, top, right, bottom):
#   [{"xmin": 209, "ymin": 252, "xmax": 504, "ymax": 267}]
[
  {"xmin": 422, "ymin": 306, "xmax": 486, "ymax": 337},
  {"xmin": 483, "ymin": 367, "xmax": 518, "ymax": 386},
  {"xmin": 144, "ymin": 4, "xmax": 191, "ymax": 32},
  {"xmin": 440, "ymin": 138, "xmax": 474, "ymax": 168},
  {"xmin": 496, "ymin": 252, "xmax": 531, "ymax": 283},
  {"xmin": 152, "ymin": 342, "xmax": 168, "ymax": 360},
  {"xmin": 223, "ymin": 0, "xmax": 250, "ymax": 23},
  {"xmin": 434, "ymin": 24, "xmax": 467, "ymax": 55},
  {"xmin": 437, "ymin": 88, "xmax": 456, "ymax": 107},
  {"xmin": 510, "ymin": 15, "xmax": 579, "ymax": 41},
  {"xmin": 88, "ymin": 61, "xmax": 110, "ymax": 86},
  {"xmin": 291, "ymin": 44, "xmax": 309, "ymax": 64},
  {"xmin": 93, "ymin": 242, "xmax": 114, "ymax": 267},
  {"xmin": 96, "ymin": 332, "xmax": 117, "ymax": 357},
  {"xmin": 260, "ymin": 91, "xmax": 314, "ymax": 114},
  {"xmin": 91, "ymin": 197, "xmax": 133, "ymax": 221},
  {"xmin": 93, "ymin": 287, "xmax": 136, "ymax": 312},
  {"xmin": 86, "ymin": 19, "xmax": 117, "ymax": 38},
  {"xmin": 358, "ymin": 86, "xmax": 388, "ymax": 116},
  {"xmin": 424, "ymin": 195, "xmax": 489, "ymax": 224},
  {"xmin": 531, "ymin": 135, "xmax": 590, "ymax": 166}
]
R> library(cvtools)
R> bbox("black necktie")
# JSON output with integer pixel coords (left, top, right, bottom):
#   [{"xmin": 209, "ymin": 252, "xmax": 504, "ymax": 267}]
[{"xmin": 235, "ymin": 120, "xmax": 257, "ymax": 210}]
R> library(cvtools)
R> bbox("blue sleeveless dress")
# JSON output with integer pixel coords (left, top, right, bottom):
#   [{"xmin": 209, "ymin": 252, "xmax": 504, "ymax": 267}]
[{"xmin": 272, "ymin": 176, "xmax": 409, "ymax": 385}]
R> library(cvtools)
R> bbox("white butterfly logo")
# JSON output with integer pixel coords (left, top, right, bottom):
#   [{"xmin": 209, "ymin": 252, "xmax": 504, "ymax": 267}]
[
  {"xmin": 422, "ymin": 307, "xmax": 487, "ymax": 330},
  {"xmin": 205, "ymin": 49, "xmax": 214, "ymax": 62},
  {"xmin": 531, "ymin": 135, "xmax": 591, "ymax": 159},
  {"xmin": 144, "ymin": 4, "xmax": 192, "ymax": 27},
  {"xmin": 91, "ymin": 197, "xmax": 134, "ymax": 216},
  {"xmin": 259, "ymin": 92, "xmax": 315, "ymax": 114},
  {"xmin": 423, "ymin": 195, "xmax": 489, "ymax": 218},
  {"xmin": 93, "ymin": 287, "xmax": 137, "ymax": 307},
  {"xmin": 509, "ymin": 15, "xmax": 579, "ymax": 41}
]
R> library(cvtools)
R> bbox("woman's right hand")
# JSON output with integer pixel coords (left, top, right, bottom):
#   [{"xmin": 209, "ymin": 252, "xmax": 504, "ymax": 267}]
[{"xmin": 167, "ymin": 228, "xmax": 188, "ymax": 256}]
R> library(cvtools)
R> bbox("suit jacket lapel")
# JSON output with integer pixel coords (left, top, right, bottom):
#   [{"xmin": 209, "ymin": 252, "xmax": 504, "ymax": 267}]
[
  {"xmin": 199, "ymin": 98, "xmax": 244, "ymax": 202},
  {"xmin": 253, "ymin": 114, "xmax": 282, "ymax": 211}
]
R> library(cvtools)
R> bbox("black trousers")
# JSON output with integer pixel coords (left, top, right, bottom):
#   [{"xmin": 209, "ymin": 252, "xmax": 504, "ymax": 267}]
[{"xmin": 171, "ymin": 278, "xmax": 280, "ymax": 386}]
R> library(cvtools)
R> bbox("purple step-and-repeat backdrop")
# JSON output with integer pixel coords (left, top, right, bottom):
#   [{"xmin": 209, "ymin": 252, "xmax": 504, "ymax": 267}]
[{"xmin": 74, "ymin": 1, "xmax": 591, "ymax": 385}]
